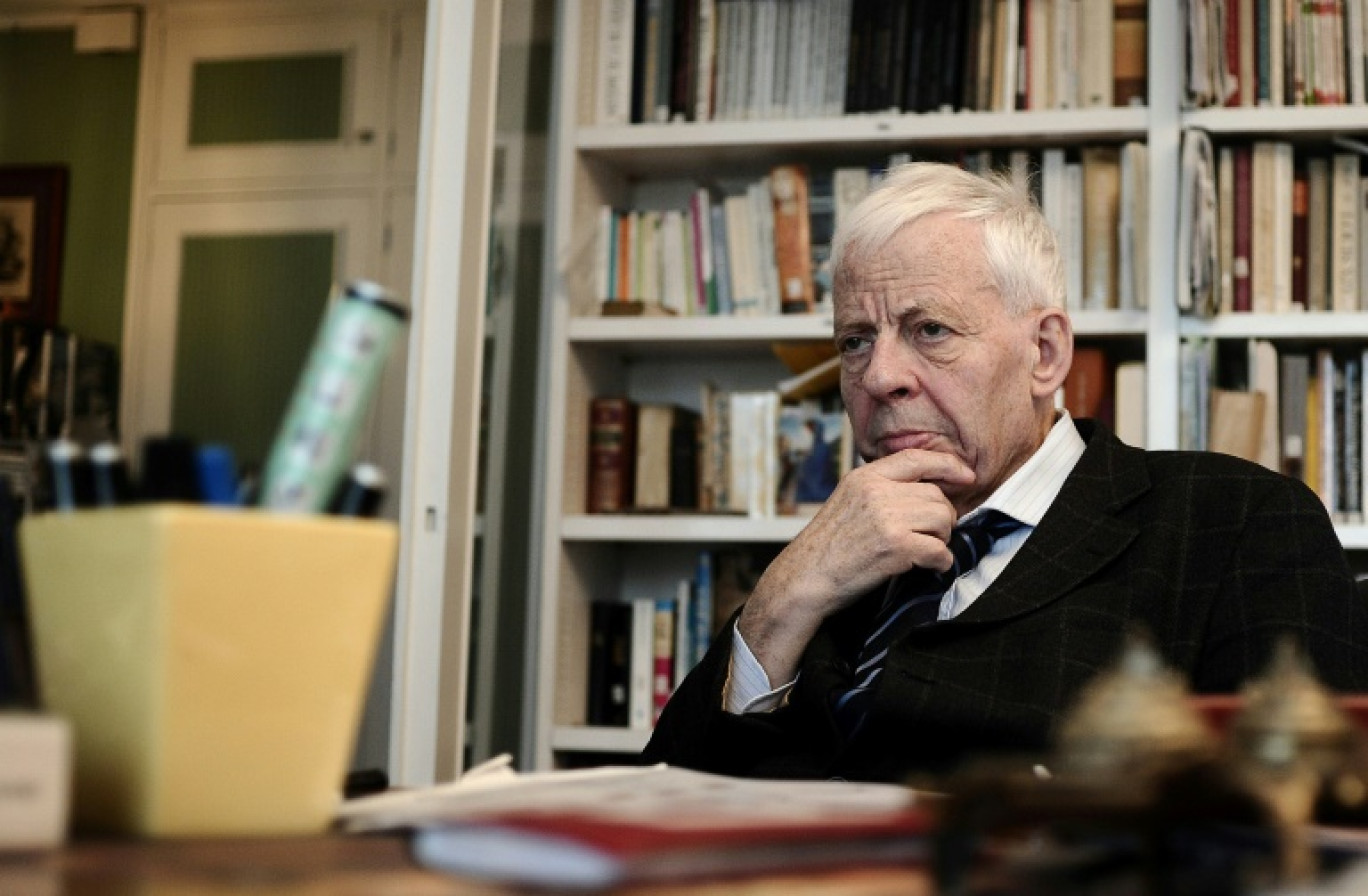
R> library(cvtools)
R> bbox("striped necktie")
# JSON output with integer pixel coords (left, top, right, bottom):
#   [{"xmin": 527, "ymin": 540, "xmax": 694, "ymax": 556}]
[{"xmin": 832, "ymin": 510, "xmax": 1024, "ymax": 737}]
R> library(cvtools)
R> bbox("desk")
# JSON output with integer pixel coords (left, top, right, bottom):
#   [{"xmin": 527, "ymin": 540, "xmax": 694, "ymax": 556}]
[{"xmin": 0, "ymin": 834, "xmax": 933, "ymax": 895}]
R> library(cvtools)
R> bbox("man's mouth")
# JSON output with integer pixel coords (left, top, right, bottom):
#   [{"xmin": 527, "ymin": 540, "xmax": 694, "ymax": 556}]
[{"xmin": 875, "ymin": 429, "xmax": 943, "ymax": 454}]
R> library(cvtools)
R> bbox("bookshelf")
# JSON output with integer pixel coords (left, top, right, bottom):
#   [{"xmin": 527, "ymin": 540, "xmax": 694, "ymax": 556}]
[{"xmin": 531, "ymin": 0, "xmax": 1368, "ymax": 769}]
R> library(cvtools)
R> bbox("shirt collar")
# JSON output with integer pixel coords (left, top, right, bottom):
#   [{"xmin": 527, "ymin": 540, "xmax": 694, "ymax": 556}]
[{"xmin": 961, "ymin": 411, "xmax": 1086, "ymax": 528}]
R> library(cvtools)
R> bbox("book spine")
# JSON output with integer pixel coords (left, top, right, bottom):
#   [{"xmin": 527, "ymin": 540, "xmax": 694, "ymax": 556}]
[
  {"xmin": 651, "ymin": 597, "xmax": 675, "ymax": 724},
  {"xmin": 1281, "ymin": 351, "xmax": 1310, "ymax": 480},
  {"xmin": 597, "ymin": 0, "xmax": 637, "ymax": 124},
  {"xmin": 672, "ymin": 578, "xmax": 693, "ymax": 689},
  {"xmin": 769, "ymin": 164, "xmax": 816, "ymax": 313},
  {"xmin": 587, "ymin": 397, "xmax": 637, "ymax": 513},
  {"xmin": 629, "ymin": 597, "xmax": 656, "ymax": 729},
  {"xmin": 587, "ymin": 600, "xmax": 632, "ymax": 726},
  {"xmin": 1233, "ymin": 145, "xmax": 1254, "ymax": 311},
  {"xmin": 1331, "ymin": 152, "xmax": 1361, "ymax": 312},
  {"xmin": 692, "ymin": 550, "xmax": 714, "ymax": 666}
]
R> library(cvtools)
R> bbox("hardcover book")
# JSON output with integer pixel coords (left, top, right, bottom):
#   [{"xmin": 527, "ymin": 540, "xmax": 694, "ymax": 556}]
[{"xmin": 587, "ymin": 396, "xmax": 637, "ymax": 513}]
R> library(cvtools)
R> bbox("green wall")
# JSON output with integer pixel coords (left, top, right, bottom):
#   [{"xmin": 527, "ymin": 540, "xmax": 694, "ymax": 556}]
[{"xmin": 0, "ymin": 29, "xmax": 139, "ymax": 348}]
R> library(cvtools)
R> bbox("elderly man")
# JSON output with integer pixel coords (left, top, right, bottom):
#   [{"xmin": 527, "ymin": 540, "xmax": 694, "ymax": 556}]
[{"xmin": 643, "ymin": 161, "xmax": 1368, "ymax": 782}]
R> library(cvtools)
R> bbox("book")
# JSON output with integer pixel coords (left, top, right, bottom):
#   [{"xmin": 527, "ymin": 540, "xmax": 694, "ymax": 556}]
[
  {"xmin": 726, "ymin": 390, "xmax": 779, "ymax": 517},
  {"xmin": 1114, "ymin": 359, "xmax": 1146, "ymax": 448},
  {"xmin": 691, "ymin": 550, "xmax": 713, "ymax": 665},
  {"xmin": 586, "ymin": 601, "xmax": 632, "ymax": 726},
  {"xmin": 1232, "ymin": 144, "xmax": 1253, "ymax": 312},
  {"xmin": 1062, "ymin": 345, "xmax": 1113, "ymax": 426},
  {"xmin": 672, "ymin": 578, "xmax": 693, "ymax": 688},
  {"xmin": 651, "ymin": 597, "xmax": 675, "ymax": 723},
  {"xmin": 587, "ymin": 397, "xmax": 637, "ymax": 513},
  {"xmin": 410, "ymin": 800, "xmax": 929, "ymax": 889},
  {"xmin": 1292, "ymin": 161, "xmax": 1310, "ymax": 310},
  {"xmin": 1307, "ymin": 154, "xmax": 1330, "ymax": 311},
  {"xmin": 1249, "ymin": 338, "xmax": 1281, "ymax": 472},
  {"xmin": 1078, "ymin": 0, "xmax": 1114, "ymax": 107},
  {"xmin": 343, "ymin": 764, "xmax": 931, "ymax": 890},
  {"xmin": 1080, "ymin": 146, "xmax": 1120, "ymax": 311},
  {"xmin": 1112, "ymin": 0, "xmax": 1147, "ymax": 105},
  {"xmin": 1209, "ymin": 389, "xmax": 1266, "ymax": 463},
  {"xmin": 1280, "ymin": 351, "xmax": 1311, "ymax": 481},
  {"xmin": 1218, "ymin": 146, "xmax": 1235, "ymax": 312},
  {"xmin": 634, "ymin": 403, "xmax": 700, "ymax": 511},
  {"xmin": 628, "ymin": 597, "xmax": 655, "ymax": 729},
  {"xmin": 596, "ymin": 0, "xmax": 637, "ymax": 124},
  {"xmin": 769, "ymin": 164, "xmax": 816, "ymax": 313},
  {"xmin": 1331, "ymin": 152, "xmax": 1361, "ymax": 312}
]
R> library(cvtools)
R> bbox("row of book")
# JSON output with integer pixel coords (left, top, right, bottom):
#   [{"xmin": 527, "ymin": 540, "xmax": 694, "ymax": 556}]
[
  {"xmin": 1181, "ymin": 338, "xmax": 1368, "ymax": 523},
  {"xmin": 586, "ymin": 547, "xmax": 774, "ymax": 728},
  {"xmin": 1180, "ymin": 131, "xmax": 1368, "ymax": 316},
  {"xmin": 595, "ymin": 143, "xmax": 1150, "ymax": 318},
  {"xmin": 1186, "ymin": 0, "xmax": 1368, "ymax": 108},
  {"xmin": 0, "ymin": 320, "xmax": 119, "ymax": 446},
  {"xmin": 587, "ymin": 388, "xmax": 852, "ymax": 518},
  {"xmin": 596, "ymin": 0, "xmax": 1147, "ymax": 125}
]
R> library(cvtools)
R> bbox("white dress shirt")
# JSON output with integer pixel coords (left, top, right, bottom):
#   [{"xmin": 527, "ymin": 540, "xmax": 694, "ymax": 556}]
[{"xmin": 725, "ymin": 412, "xmax": 1088, "ymax": 713}]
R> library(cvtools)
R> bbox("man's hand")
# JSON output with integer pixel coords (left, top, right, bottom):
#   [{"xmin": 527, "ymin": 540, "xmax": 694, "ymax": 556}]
[{"xmin": 737, "ymin": 449, "xmax": 975, "ymax": 686}]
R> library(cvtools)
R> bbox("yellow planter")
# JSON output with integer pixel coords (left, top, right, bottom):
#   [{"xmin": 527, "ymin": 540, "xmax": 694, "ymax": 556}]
[{"xmin": 20, "ymin": 505, "xmax": 398, "ymax": 837}]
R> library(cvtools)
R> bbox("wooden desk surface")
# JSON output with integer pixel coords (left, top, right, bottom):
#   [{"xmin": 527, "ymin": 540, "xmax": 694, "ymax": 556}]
[{"xmin": 0, "ymin": 833, "xmax": 932, "ymax": 895}]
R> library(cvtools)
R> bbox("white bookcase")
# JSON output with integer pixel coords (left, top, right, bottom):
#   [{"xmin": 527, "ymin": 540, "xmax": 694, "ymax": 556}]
[{"xmin": 531, "ymin": 0, "xmax": 1368, "ymax": 768}]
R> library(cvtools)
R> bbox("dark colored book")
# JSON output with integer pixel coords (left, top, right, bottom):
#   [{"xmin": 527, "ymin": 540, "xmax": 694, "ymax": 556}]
[
  {"xmin": 844, "ymin": 0, "xmax": 874, "ymax": 113},
  {"xmin": 587, "ymin": 396, "xmax": 637, "ymax": 513},
  {"xmin": 1343, "ymin": 353, "xmax": 1361, "ymax": 517},
  {"xmin": 959, "ymin": 0, "xmax": 983, "ymax": 111},
  {"xmin": 668, "ymin": 412, "xmax": 700, "ymax": 509},
  {"xmin": 630, "ymin": 0, "xmax": 651, "ymax": 122},
  {"xmin": 864, "ymin": 0, "xmax": 905, "ymax": 112},
  {"xmin": 668, "ymin": 0, "xmax": 698, "ymax": 121},
  {"xmin": 901, "ymin": 0, "xmax": 930, "ymax": 112},
  {"xmin": 939, "ymin": 2, "xmax": 968, "ymax": 111},
  {"xmin": 1232, "ymin": 145, "xmax": 1253, "ymax": 312},
  {"xmin": 587, "ymin": 600, "xmax": 632, "ymax": 726},
  {"xmin": 1292, "ymin": 161, "xmax": 1309, "ymax": 310}
]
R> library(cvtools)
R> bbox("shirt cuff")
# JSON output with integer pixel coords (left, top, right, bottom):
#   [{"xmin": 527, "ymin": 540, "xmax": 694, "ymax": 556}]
[{"xmin": 723, "ymin": 621, "xmax": 796, "ymax": 714}]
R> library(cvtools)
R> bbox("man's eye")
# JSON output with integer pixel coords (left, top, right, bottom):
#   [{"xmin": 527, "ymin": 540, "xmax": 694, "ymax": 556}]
[
  {"xmin": 917, "ymin": 321, "xmax": 950, "ymax": 340},
  {"xmin": 837, "ymin": 335, "xmax": 869, "ymax": 353}
]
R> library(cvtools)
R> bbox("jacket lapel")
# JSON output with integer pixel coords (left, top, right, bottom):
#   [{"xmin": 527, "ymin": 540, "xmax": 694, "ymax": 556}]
[{"xmin": 952, "ymin": 420, "xmax": 1149, "ymax": 625}]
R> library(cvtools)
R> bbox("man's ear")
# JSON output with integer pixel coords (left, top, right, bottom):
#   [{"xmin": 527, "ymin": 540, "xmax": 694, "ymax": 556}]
[{"xmin": 1030, "ymin": 308, "xmax": 1073, "ymax": 399}]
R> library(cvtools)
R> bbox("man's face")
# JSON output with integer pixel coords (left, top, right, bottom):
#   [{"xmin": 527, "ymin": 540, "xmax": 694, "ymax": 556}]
[{"xmin": 834, "ymin": 213, "xmax": 1064, "ymax": 514}]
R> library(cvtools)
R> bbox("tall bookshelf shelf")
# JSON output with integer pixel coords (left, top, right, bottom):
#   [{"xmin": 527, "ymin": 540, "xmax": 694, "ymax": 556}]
[{"xmin": 533, "ymin": 0, "xmax": 1368, "ymax": 770}]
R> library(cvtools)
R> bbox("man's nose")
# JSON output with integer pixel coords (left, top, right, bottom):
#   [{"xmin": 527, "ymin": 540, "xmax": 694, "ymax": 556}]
[{"xmin": 860, "ymin": 338, "xmax": 920, "ymax": 399}]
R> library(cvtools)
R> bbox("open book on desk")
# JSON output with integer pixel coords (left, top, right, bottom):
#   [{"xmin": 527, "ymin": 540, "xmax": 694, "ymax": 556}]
[{"xmin": 337, "ymin": 758, "xmax": 936, "ymax": 889}]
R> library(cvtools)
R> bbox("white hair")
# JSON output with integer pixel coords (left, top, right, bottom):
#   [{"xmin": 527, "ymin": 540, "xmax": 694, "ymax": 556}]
[{"xmin": 831, "ymin": 161, "xmax": 1066, "ymax": 314}]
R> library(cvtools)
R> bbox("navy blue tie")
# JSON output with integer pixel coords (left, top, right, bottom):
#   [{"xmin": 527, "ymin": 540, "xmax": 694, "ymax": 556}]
[{"xmin": 832, "ymin": 510, "xmax": 1024, "ymax": 736}]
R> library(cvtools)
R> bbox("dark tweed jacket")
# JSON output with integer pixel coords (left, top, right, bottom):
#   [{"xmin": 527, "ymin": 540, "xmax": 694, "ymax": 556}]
[{"xmin": 641, "ymin": 419, "xmax": 1368, "ymax": 782}]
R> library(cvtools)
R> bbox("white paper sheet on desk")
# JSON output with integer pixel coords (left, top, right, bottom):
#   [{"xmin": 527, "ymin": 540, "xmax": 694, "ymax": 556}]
[{"xmin": 336, "ymin": 756, "xmax": 925, "ymax": 832}]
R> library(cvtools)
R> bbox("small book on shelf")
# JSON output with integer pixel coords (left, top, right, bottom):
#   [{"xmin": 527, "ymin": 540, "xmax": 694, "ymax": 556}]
[
  {"xmin": 633, "ymin": 403, "xmax": 700, "ymax": 511},
  {"xmin": 587, "ymin": 396, "xmax": 637, "ymax": 513}
]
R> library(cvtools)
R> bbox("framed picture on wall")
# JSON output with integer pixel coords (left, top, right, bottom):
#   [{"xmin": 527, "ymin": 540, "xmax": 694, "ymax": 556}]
[{"xmin": 0, "ymin": 166, "xmax": 66, "ymax": 327}]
